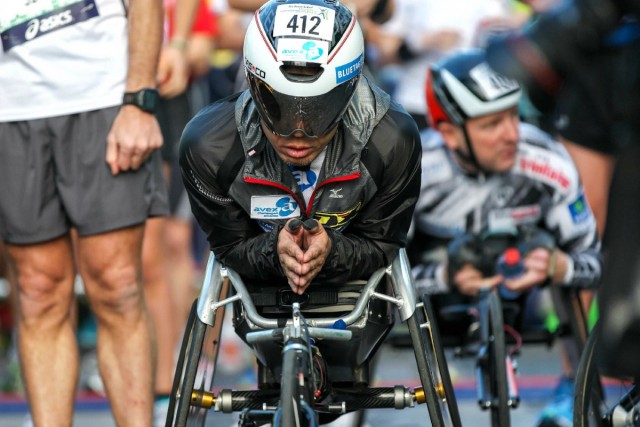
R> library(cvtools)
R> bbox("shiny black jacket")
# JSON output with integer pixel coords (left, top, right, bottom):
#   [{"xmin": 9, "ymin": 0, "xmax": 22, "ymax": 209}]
[{"xmin": 180, "ymin": 77, "xmax": 421, "ymax": 285}]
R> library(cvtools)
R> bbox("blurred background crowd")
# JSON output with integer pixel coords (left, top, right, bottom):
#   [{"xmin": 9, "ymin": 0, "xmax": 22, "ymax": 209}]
[{"xmin": 0, "ymin": 0, "xmax": 624, "ymax": 425}]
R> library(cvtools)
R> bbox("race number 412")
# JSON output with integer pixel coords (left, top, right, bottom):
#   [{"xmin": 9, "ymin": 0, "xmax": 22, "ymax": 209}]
[{"xmin": 273, "ymin": 4, "xmax": 335, "ymax": 42}]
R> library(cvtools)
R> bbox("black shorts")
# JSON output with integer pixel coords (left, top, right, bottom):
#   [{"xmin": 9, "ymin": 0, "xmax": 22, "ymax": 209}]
[
  {"xmin": 0, "ymin": 107, "xmax": 169, "ymax": 244},
  {"xmin": 156, "ymin": 92, "xmax": 192, "ymax": 214}
]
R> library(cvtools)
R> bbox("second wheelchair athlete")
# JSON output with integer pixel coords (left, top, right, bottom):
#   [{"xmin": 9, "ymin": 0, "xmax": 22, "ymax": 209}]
[{"xmin": 409, "ymin": 49, "xmax": 602, "ymax": 427}]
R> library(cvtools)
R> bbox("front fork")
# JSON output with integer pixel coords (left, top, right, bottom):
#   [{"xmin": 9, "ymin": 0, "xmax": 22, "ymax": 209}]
[{"xmin": 475, "ymin": 344, "xmax": 520, "ymax": 410}]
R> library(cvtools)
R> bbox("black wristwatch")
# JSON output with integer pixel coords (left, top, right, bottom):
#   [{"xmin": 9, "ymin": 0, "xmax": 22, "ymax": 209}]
[{"xmin": 122, "ymin": 88, "xmax": 159, "ymax": 113}]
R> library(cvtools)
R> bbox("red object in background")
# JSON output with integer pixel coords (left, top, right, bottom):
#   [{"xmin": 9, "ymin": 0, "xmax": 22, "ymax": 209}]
[{"xmin": 166, "ymin": 0, "xmax": 218, "ymax": 39}]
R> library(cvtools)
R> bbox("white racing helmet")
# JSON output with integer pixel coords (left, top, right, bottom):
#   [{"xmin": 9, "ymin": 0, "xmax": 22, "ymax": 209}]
[
  {"xmin": 426, "ymin": 49, "xmax": 522, "ymax": 126},
  {"xmin": 243, "ymin": 0, "xmax": 365, "ymax": 137}
]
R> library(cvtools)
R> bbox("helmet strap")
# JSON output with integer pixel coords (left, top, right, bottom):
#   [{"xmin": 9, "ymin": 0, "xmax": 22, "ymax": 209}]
[{"xmin": 453, "ymin": 124, "xmax": 483, "ymax": 176}]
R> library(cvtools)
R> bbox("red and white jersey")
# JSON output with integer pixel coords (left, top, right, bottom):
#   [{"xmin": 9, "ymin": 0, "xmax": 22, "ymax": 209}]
[{"xmin": 411, "ymin": 123, "xmax": 601, "ymax": 291}]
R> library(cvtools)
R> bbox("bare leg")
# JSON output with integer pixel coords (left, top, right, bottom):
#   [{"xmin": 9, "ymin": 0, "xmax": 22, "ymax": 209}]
[
  {"xmin": 77, "ymin": 226, "xmax": 154, "ymax": 426},
  {"xmin": 165, "ymin": 216, "xmax": 197, "ymax": 332},
  {"xmin": 142, "ymin": 216, "xmax": 178, "ymax": 395},
  {"xmin": 6, "ymin": 236, "xmax": 78, "ymax": 427},
  {"xmin": 560, "ymin": 137, "xmax": 615, "ymax": 238},
  {"xmin": 561, "ymin": 138, "xmax": 615, "ymax": 321}
]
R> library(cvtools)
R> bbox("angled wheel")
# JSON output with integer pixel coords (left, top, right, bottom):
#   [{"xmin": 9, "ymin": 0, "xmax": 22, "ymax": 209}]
[
  {"xmin": 166, "ymin": 299, "xmax": 218, "ymax": 427},
  {"xmin": 408, "ymin": 293, "xmax": 462, "ymax": 427},
  {"xmin": 482, "ymin": 290, "xmax": 510, "ymax": 427},
  {"xmin": 573, "ymin": 321, "xmax": 607, "ymax": 427}
]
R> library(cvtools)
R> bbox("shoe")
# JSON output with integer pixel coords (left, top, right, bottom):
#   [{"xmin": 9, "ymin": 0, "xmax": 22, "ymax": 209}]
[
  {"xmin": 22, "ymin": 413, "xmax": 34, "ymax": 427},
  {"xmin": 536, "ymin": 375, "xmax": 574, "ymax": 427},
  {"xmin": 79, "ymin": 350, "xmax": 105, "ymax": 396},
  {"xmin": 153, "ymin": 396, "xmax": 170, "ymax": 427}
]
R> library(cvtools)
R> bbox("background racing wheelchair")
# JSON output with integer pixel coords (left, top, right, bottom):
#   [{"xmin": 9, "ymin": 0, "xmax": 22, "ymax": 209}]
[{"xmin": 408, "ymin": 225, "xmax": 600, "ymax": 427}]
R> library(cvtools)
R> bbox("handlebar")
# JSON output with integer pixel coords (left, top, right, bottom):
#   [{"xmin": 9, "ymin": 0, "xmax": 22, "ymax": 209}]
[
  {"xmin": 195, "ymin": 248, "xmax": 419, "ymax": 332},
  {"xmin": 447, "ymin": 225, "xmax": 556, "ymax": 280},
  {"xmin": 223, "ymin": 265, "xmax": 389, "ymax": 330},
  {"xmin": 246, "ymin": 325, "xmax": 353, "ymax": 345}
]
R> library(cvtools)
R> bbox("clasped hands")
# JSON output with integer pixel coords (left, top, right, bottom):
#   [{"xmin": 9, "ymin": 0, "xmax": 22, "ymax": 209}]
[{"xmin": 278, "ymin": 218, "xmax": 332, "ymax": 295}]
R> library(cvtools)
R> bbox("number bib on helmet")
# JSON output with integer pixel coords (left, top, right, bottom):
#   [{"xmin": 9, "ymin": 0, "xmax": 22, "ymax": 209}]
[
  {"xmin": 273, "ymin": 4, "xmax": 335, "ymax": 41},
  {"xmin": 469, "ymin": 63, "xmax": 520, "ymax": 101}
]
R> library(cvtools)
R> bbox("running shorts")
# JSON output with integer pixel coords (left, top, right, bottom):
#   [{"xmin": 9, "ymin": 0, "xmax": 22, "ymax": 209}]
[
  {"xmin": 0, "ymin": 106, "xmax": 169, "ymax": 244},
  {"xmin": 156, "ymin": 92, "xmax": 192, "ymax": 214}
]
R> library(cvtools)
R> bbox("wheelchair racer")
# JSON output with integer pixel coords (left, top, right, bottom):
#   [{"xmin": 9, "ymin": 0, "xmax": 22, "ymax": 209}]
[
  {"xmin": 179, "ymin": 0, "xmax": 421, "ymax": 295},
  {"xmin": 409, "ymin": 49, "xmax": 602, "ymax": 427}
]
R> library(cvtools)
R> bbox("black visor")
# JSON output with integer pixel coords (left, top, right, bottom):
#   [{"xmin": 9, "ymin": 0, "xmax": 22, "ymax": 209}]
[{"xmin": 247, "ymin": 73, "xmax": 359, "ymax": 138}]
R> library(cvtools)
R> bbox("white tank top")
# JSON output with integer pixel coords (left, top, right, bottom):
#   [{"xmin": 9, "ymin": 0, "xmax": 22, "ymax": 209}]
[{"xmin": 0, "ymin": 0, "xmax": 128, "ymax": 121}]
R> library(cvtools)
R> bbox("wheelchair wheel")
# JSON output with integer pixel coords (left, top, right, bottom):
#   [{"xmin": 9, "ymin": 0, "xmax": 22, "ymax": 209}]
[
  {"xmin": 166, "ymin": 299, "xmax": 218, "ymax": 427},
  {"xmin": 407, "ymin": 294, "xmax": 462, "ymax": 427},
  {"xmin": 573, "ymin": 321, "xmax": 607, "ymax": 427},
  {"xmin": 483, "ymin": 290, "xmax": 510, "ymax": 427}
]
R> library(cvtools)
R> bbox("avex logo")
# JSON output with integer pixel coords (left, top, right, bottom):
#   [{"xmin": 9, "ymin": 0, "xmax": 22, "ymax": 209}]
[
  {"xmin": 250, "ymin": 195, "xmax": 299, "ymax": 219},
  {"xmin": 302, "ymin": 41, "xmax": 323, "ymax": 61},
  {"xmin": 315, "ymin": 202, "xmax": 361, "ymax": 228},
  {"xmin": 276, "ymin": 197, "xmax": 298, "ymax": 217}
]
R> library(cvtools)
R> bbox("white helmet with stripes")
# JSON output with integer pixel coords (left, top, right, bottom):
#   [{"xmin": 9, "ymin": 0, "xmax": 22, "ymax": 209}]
[
  {"xmin": 243, "ymin": 0, "xmax": 365, "ymax": 137},
  {"xmin": 426, "ymin": 49, "xmax": 522, "ymax": 126}
]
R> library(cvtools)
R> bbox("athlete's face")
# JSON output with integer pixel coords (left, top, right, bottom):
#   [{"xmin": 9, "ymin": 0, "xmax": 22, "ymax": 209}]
[
  {"xmin": 262, "ymin": 122, "xmax": 337, "ymax": 167},
  {"xmin": 442, "ymin": 107, "xmax": 520, "ymax": 173}
]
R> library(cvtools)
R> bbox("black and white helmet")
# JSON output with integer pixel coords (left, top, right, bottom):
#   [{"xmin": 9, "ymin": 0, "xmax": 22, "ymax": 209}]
[
  {"xmin": 426, "ymin": 49, "xmax": 522, "ymax": 126},
  {"xmin": 243, "ymin": 0, "xmax": 365, "ymax": 137}
]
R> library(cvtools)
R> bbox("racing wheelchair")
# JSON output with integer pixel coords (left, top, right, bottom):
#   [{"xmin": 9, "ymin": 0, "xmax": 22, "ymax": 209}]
[
  {"xmin": 417, "ymin": 225, "xmax": 598, "ymax": 427},
  {"xmin": 165, "ymin": 248, "xmax": 462, "ymax": 427},
  {"xmin": 573, "ymin": 318, "xmax": 639, "ymax": 426}
]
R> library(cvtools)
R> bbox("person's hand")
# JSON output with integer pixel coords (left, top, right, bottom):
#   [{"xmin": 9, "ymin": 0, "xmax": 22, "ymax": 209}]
[
  {"xmin": 451, "ymin": 263, "xmax": 503, "ymax": 296},
  {"xmin": 278, "ymin": 219, "xmax": 306, "ymax": 293},
  {"xmin": 501, "ymin": 247, "xmax": 563, "ymax": 293},
  {"xmin": 299, "ymin": 219, "xmax": 331, "ymax": 289},
  {"xmin": 277, "ymin": 219, "xmax": 331, "ymax": 295},
  {"xmin": 105, "ymin": 106, "xmax": 163, "ymax": 175},
  {"xmin": 156, "ymin": 45, "xmax": 190, "ymax": 99}
]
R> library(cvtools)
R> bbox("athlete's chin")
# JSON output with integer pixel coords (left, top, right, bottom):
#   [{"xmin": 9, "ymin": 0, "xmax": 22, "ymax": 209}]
[
  {"xmin": 496, "ymin": 157, "xmax": 516, "ymax": 173},
  {"xmin": 279, "ymin": 155, "xmax": 310, "ymax": 167},
  {"xmin": 278, "ymin": 150, "xmax": 318, "ymax": 167}
]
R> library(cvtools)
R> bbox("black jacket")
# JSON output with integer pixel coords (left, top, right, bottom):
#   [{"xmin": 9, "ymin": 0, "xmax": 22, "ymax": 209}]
[{"xmin": 180, "ymin": 77, "xmax": 421, "ymax": 285}]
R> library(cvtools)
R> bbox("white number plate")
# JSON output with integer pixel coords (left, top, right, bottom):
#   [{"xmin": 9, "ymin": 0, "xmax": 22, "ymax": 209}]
[{"xmin": 273, "ymin": 4, "xmax": 335, "ymax": 42}]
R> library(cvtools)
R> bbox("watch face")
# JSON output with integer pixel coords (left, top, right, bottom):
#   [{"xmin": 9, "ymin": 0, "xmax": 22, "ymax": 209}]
[
  {"xmin": 140, "ymin": 89, "xmax": 159, "ymax": 112},
  {"xmin": 124, "ymin": 88, "xmax": 159, "ymax": 113}
]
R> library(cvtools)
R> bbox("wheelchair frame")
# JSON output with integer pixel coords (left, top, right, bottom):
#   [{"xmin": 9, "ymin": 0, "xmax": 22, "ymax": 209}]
[
  {"xmin": 423, "ymin": 282, "xmax": 596, "ymax": 427},
  {"xmin": 165, "ymin": 248, "xmax": 462, "ymax": 427}
]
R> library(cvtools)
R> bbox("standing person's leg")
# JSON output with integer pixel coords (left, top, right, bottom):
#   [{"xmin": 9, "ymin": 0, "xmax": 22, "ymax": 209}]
[
  {"xmin": 560, "ymin": 138, "xmax": 615, "ymax": 237},
  {"xmin": 55, "ymin": 106, "xmax": 168, "ymax": 425},
  {"xmin": 147, "ymin": 93, "xmax": 194, "ymax": 419},
  {"xmin": 0, "ymin": 118, "xmax": 83, "ymax": 425},
  {"xmin": 142, "ymin": 216, "xmax": 178, "ymax": 397},
  {"xmin": 76, "ymin": 226, "xmax": 155, "ymax": 425},
  {"xmin": 5, "ymin": 236, "xmax": 78, "ymax": 426}
]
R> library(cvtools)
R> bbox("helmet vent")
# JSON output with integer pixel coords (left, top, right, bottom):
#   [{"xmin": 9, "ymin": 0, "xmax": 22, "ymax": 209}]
[{"xmin": 280, "ymin": 64, "xmax": 324, "ymax": 82}]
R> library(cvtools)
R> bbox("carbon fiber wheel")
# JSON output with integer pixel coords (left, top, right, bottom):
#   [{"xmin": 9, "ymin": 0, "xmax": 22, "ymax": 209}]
[{"xmin": 166, "ymin": 299, "xmax": 217, "ymax": 427}]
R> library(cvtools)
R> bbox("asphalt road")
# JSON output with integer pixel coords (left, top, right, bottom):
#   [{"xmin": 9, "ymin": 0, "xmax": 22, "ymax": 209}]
[{"xmin": 0, "ymin": 339, "xmax": 564, "ymax": 427}]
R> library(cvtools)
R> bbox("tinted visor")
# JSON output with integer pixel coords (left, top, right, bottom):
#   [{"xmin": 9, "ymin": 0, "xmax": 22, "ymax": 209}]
[{"xmin": 247, "ymin": 73, "xmax": 359, "ymax": 138}]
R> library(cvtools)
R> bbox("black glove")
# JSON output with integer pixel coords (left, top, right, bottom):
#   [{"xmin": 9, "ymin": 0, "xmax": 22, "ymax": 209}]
[
  {"xmin": 517, "ymin": 225, "xmax": 556, "ymax": 255},
  {"xmin": 446, "ymin": 234, "xmax": 483, "ymax": 285}
]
